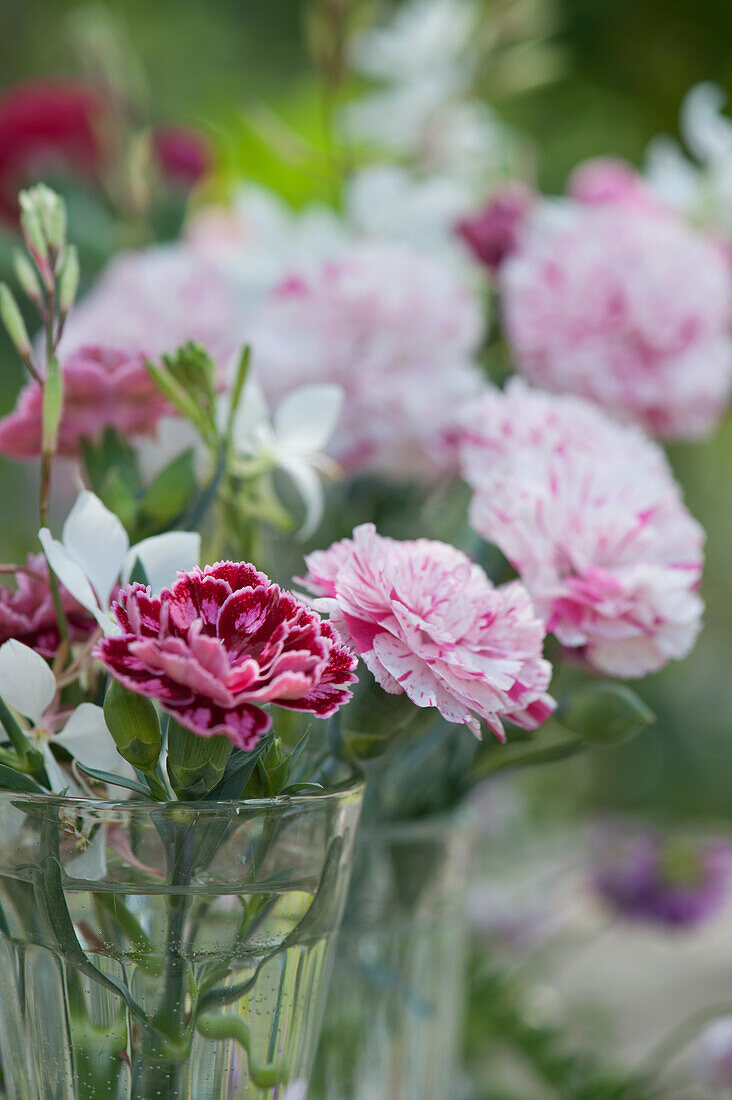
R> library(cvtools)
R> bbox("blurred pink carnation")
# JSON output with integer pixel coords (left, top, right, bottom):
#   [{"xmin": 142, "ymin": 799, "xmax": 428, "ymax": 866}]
[
  {"xmin": 0, "ymin": 345, "xmax": 170, "ymax": 458},
  {"xmin": 567, "ymin": 157, "xmax": 664, "ymax": 211},
  {"xmin": 0, "ymin": 553, "xmax": 96, "ymax": 657},
  {"xmin": 299, "ymin": 523, "xmax": 555, "ymax": 740},
  {"xmin": 457, "ymin": 182, "xmax": 536, "ymax": 272},
  {"xmin": 461, "ymin": 381, "xmax": 705, "ymax": 678},
  {"xmin": 249, "ymin": 242, "xmax": 485, "ymax": 480},
  {"xmin": 500, "ymin": 201, "xmax": 732, "ymax": 438},
  {"xmin": 96, "ymin": 561, "xmax": 358, "ymax": 749},
  {"xmin": 58, "ymin": 244, "xmax": 242, "ymax": 370}
]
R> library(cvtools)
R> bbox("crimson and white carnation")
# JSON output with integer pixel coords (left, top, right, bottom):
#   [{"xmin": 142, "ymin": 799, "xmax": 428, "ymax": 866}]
[
  {"xmin": 500, "ymin": 199, "xmax": 732, "ymax": 439},
  {"xmin": 249, "ymin": 242, "xmax": 484, "ymax": 480},
  {"xmin": 96, "ymin": 562, "xmax": 358, "ymax": 749},
  {"xmin": 460, "ymin": 381, "xmax": 705, "ymax": 678},
  {"xmin": 299, "ymin": 523, "xmax": 555, "ymax": 741}
]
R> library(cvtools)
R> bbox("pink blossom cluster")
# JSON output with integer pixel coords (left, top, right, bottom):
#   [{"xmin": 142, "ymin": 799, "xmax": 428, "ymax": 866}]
[
  {"xmin": 96, "ymin": 562, "xmax": 358, "ymax": 749},
  {"xmin": 58, "ymin": 244, "xmax": 242, "ymax": 370},
  {"xmin": 0, "ymin": 346, "xmax": 170, "ymax": 459},
  {"xmin": 299, "ymin": 523, "xmax": 555, "ymax": 740},
  {"xmin": 460, "ymin": 381, "xmax": 705, "ymax": 678},
  {"xmin": 0, "ymin": 553, "xmax": 96, "ymax": 657},
  {"xmin": 497, "ymin": 177, "xmax": 732, "ymax": 439},
  {"xmin": 249, "ymin": 242, "xmax": 485, "ymax": 480}
]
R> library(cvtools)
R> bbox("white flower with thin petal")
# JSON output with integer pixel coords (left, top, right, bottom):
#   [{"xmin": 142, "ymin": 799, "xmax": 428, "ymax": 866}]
[
  {"xmin": 38, "ymin": 491, "xmax": 201, "ymax": 634},
  {"xmin": 0, "ymin": 640, "xmax": 133, "ymax": 795},
  {"xmin": 231, "ymin": 380, "xmax": 343, "ymax": 540},
  {"xmin": 645, "ymin": 82, "xmax": 732, "ymax": 237}
]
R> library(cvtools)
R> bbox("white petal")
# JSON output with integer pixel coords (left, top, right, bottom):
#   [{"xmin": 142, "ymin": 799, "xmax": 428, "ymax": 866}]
[
  {"xmin": 0, "ymin": 640, "xmax": 56, "ymax": 724},
  {"xmin": 273, "ymin": 385, "xmax": 344, "ymax": 455},
  {"xmin": 277, "ymin": 457, "xmax": 325, "ymax": 541},
  {"xmin": 55, "ymin": 704, "xmax": 121, "ymax": 773},
  {"xmin": 39, "ymin": 528, "xmax": 100, "ymax": 617},
  {"xmin": 125, "ymin": 531, "xmax": 201, "ymax": 595},
  {"xmin": 681, "ymin": 82, "xmax": 732, "ymax": 164},
  {"xmin": 66, "ymin": 825, "xmax": 107, "ymax": 881},
  {"xmin": 61, "ymin": 491, "xmax": 129, "ymax": 606},
  {"xmin": 230, "ymin": 376, "xmax": 273, "ymax": 455},
  {"xmin": 39, "ymin": 742, "xmax": 80, "ymax": 796}
]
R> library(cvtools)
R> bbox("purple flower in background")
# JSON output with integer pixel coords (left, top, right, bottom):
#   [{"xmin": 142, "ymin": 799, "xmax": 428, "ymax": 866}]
[{"xmin": 593, "ymin": 827, "xmax": 732, "ymax": 929}]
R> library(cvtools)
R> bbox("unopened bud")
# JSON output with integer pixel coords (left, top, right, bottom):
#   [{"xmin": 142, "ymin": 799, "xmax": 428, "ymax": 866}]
[
  {"xmin": 58, "ymin": 245, "xmax": 80, "ymax": 315},
  {"xmin": 167, "ymin": 720, "xmax": 232, "ymax": 799},
  {"xmin": 103, "ymin": 679, "xmax": 163, "ymax": 772},
  {"xmin": 35, "ymin": 184, "xmax": 66, "ymax": 254},
  {"xmin": 12, "ymin": 250, "xmax": 42, "ymax": 306},
  {"xmin": 0, "ymin": 284, "xmax": 33, "ymax": 360}
]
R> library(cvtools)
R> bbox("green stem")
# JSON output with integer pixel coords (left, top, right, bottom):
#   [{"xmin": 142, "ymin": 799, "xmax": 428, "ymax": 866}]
[{"xmin": 197, "ymin": 1013, "xmax": 289, "ymax": 1087}]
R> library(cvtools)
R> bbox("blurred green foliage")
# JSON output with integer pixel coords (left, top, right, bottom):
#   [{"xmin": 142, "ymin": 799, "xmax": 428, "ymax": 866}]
[{"xmin": 1, "ymin": 0, "xmax": 732, "ymax": 816}]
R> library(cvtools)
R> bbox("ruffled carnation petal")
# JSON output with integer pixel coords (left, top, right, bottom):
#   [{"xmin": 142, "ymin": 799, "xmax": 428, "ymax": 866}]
[{"xmin": 96, "ymin": 561, "xmax": 357, "ymax": 749}]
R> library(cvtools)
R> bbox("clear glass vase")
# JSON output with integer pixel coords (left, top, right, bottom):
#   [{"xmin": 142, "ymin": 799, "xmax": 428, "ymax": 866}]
[
  {"xmin": 0, "ymin": 778, "xmax": 363, "ymax": 1100},
  {"xmin": 310, "ymin": 809, "xmax": 474, "ymax": 1100}
]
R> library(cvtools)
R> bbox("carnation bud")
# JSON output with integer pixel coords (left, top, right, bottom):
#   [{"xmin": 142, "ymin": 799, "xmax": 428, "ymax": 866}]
[
  {"xmin": 18, "ymin": 193, "xmax": 51, "ymax": 281},
  {"xmin": 58, "ymin": 245, "xmax": 80, "ymax": 316},
  {"xmin": 12, "ymin": 250, "xmax": 43, "ymax": 306},
  {"xmin": 35, "ymin": 183, "xmax": 67, "ymax": 255},
  {"xmin": 103, "ymin": 679, "xmax": 163, "ymax": 772},
  {"xmin": 167, "ymin": 720, "xmax": 232, "ymax": 800},
  {"xmin": 0, "ymin": 284, "xmax": 33, "ymax": 360},
  {"xmin": 559, "ymin": 682, "xmax": 655, "ymax": 747}
]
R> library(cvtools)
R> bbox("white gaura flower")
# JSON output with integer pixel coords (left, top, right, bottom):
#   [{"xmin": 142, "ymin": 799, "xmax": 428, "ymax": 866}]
[
  {"xmin": 345, "ymin": 164, "xmax": 473, "ymax": 263},
  {"xmin": 231, "ymin": 381, "xmax": 343, "ymax": 540},
  {"xmin": 0, "ymin": 639, "xmax": 132, "ymax": 796},
  {"xmin": 645, "ymin": 83, "xmax": 732, "ymax": 236},
  {"xmin": 39, "ymin": 491, "xmax": 201, "ymax": 635}
]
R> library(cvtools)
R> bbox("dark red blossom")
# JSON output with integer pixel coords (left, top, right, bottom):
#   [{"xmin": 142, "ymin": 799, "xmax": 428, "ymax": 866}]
[
  {"xmin": 0, "ymin": 78, "xmax": 211, "ymax": 225},
  {"xmin": 0, "ymin": 553, "xmax": 97, "ymax": 657},
  {"xmin": 457, "ymin": 182, "xmax": 536, "ymax": 273},
  {"xmin": 96, "ymin": 562, "xmax": 358, "ymax": 749},
  {"xmin": 154, "ymin": 127, "xmax": 211, "ymax": 188},
  {"xmin": 0, "ymin": 80, "xmax": 104, "ymax": 223}
]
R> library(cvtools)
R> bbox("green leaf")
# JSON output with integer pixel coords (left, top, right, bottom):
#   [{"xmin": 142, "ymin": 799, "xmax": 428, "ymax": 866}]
[
  {"xmin": 0, "ymin": 763, "xmax": 46, "ymax": 794},
  {"xmin": 103, "ymin": 679, "xmax": 162, "ymax": 772},
  {"xmin": 97, "ymin": 467, "xmax": 139, "ymax": 533},
  {"xmin": 81, "ymin": 429, "xmax": 140, "ymax": 496},
  {"xmin": 224, "ymin": 345, "xmax": 251, "ymax": 448},
  {"xmin": 139, "ymin": 449, "xmax": 197, "ymax": 529},
  {"xmin": 559, "ymin": 682, "xmax": 656, "ymax": 747},
  {"xmin": 208, "ymin": 751, "xmax": 261, "ymax": 802},
  {"xmin": 75, "ymin": 762, "xmax": 151, "ymax": 796}
]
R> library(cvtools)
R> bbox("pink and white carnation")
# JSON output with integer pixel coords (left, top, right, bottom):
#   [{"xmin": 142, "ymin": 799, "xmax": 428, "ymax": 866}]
[
  {"xmin": 500, "ymin": 199, "xmax": 732, "ymax": 438},
  {"xmin": 57, "ymin": 244, "xmax": 242, "ymax": 371},
  {"xmin": 249, "ymin": 242, "xmax": 485, "ymax": 480},
  {"xmin": 567, "ymin": 157, "xmax": 665, "ymax": 212},
  {"xmin": 461, "ymin": 381, "xmax": 705, "ymax": 678},
  {"xmin": 299, "ymin": 523, "xmax": 555, "ymax": 740},
  {"xmin": 0, "ymin": 345, "xmax": 170, "ymax": 458},
  {"xmin": 96, "ymin": 561, "xmax": 358, "ymax": 749}
]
